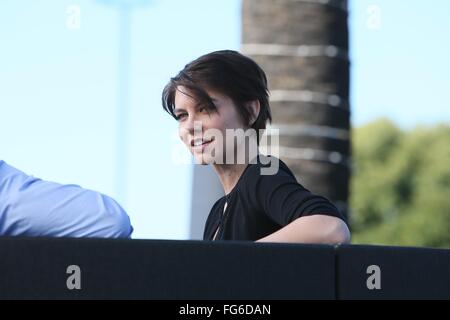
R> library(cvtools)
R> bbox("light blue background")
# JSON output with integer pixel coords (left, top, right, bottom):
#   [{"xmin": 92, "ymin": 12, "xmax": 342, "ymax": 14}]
[{"xmin": 1, "ymin": 0, "xmax": 449, "ymax": 238}]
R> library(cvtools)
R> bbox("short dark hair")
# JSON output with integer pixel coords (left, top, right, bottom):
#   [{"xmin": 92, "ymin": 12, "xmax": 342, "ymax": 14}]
[{"xmin": 162, "ymin": 50, "xmax": 272, "ymax": 138}]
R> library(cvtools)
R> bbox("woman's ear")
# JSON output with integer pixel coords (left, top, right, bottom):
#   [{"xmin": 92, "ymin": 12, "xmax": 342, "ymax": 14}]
[{"xmin": 246, "ymin": 100, "xmax": 261, "ymax": 127}]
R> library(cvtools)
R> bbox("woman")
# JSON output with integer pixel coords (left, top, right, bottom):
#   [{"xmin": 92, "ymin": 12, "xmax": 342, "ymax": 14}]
[{"xmin": 162, "ymin": 50, "xmax": 350, "ymax": 244}]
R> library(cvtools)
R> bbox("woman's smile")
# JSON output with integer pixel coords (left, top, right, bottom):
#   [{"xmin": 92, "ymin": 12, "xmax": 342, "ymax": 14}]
[{"xmin": 191, "ymin": 137, "xmax": 215, "ymax": 152}]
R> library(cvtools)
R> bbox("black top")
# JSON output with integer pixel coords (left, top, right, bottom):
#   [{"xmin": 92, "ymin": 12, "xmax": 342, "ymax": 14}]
[{"xmin": 203, "ymin": 155, "xmax": 345, "ymax": 241}]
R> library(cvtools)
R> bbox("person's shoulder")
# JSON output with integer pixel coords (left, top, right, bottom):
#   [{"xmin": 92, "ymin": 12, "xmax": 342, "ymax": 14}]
[
  {"xmin": 210, "ymin": 196, "xmax": 225, "ymax": 212},
  {"xmin": 0, "ymin": 160, "xmax": 6, "ymax": 177},
  {"xmin": 0, "ymin": 161, "xmax": 34, "ymax": 192},
  {"xmin": 0, "ymin": 160, "xmax": 17, "ymax": 175},
  {"xmin": 205, "ymin": 196, "xmax": 226, "ymax": 224},
  {"xmin": 245, "ymin": 154, "xmax": 294, "ymax": 179}
]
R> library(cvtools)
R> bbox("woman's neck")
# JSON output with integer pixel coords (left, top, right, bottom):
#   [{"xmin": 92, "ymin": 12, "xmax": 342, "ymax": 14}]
[{"xmin": 212, "ymin": 162, "xmax": 249, "ymax": 195}]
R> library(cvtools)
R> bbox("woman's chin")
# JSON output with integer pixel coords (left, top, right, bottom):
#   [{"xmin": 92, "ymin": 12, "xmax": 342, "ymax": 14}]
[
  {"xmin": 193, "ymin": 152, "xmax": 220, "ymax": 165},
  {"xmin": 193, "ymin": 153, "xmax": 211, "ymax": 165}
]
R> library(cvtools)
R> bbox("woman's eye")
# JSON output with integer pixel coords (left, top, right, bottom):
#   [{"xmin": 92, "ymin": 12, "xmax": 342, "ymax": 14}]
[
  {"xmin": 175, "ymin": 114, "xmax": 187, "ymax": 121},
  {"xmin": 199, "ymin": 107, "xmax": 208, "ymax": 113}
]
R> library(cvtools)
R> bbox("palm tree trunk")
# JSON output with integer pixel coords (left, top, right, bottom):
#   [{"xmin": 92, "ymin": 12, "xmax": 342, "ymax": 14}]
[{"xmin": 242, "ymin": 0, "xmax": 351, "ymax": 219}]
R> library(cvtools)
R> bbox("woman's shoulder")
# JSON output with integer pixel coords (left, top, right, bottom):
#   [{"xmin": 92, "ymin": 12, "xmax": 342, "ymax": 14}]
[
  {"xmin": 245, "ymin": 154, "xmax": 295, "ymax": 180},
  {"xmin": 234, "ymin": 154, "xmax": 298, "ymax": 196},
  {"xmin": 208, "ymin": 195, "xmax": 226, "ymax": 215}
]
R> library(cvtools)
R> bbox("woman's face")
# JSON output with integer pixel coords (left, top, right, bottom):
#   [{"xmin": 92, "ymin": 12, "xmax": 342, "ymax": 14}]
[{"xmin": 174, "ymin": 86, "xmax": 249, "ymax": 165}]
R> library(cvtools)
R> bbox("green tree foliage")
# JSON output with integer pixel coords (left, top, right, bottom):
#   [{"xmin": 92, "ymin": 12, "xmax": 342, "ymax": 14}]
[{"xmin": 350, "ymin": 118, "xmax": 450, "ymax": 248}]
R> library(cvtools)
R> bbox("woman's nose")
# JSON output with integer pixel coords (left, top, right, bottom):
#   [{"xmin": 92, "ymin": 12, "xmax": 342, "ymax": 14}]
[
  {"xmin": 185, "ymin": 115, "xmax": 204, "ymax": 136},
  {"xmin": 185, "ymin": 115, "xmax": 195, "ymax": 133},
  {"xmin": 180, "ymin": 116, "xmax": 203, "ymax": 143}
]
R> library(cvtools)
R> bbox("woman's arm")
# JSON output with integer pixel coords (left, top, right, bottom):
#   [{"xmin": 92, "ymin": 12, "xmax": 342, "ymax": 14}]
[{"xmin": 256, "ymin": 214, "xmax": 351, "ymax": 244}]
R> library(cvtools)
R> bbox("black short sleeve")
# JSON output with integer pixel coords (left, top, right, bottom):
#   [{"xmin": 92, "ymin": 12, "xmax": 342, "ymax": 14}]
[{"xmin": 244, "ymin": 159, "xmax": 344, "ymax": 226}]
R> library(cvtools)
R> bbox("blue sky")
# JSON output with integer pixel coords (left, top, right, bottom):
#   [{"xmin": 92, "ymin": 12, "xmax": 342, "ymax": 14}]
[
  {"xmin": 350, "ymin": 0, "xmax": 450, "ymax": 126},
  {"xmin": 1, "ymin": 0, "xmax": 449, "ymax": 239}
]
